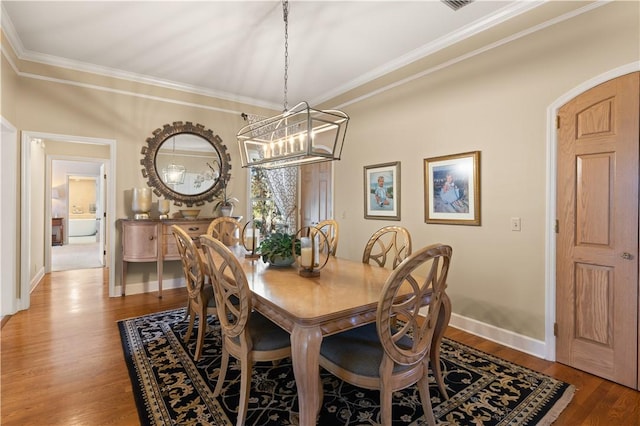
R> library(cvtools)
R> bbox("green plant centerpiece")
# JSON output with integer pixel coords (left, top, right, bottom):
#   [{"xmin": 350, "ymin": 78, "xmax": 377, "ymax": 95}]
[{"xmin": 257, "ymin": 231, "xmax": 300, "ymax": 267}]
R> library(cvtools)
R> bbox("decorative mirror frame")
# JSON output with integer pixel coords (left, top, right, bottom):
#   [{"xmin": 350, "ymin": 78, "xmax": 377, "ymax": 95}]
[{"xmin": 140, "ymin": 121, "xmax": 231, "ymax": 207}]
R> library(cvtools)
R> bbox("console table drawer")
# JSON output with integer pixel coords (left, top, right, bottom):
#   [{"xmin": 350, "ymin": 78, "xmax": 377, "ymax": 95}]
[{"xmin": 162, "ymin": 219, "xmax": 211, "ymax": 258}]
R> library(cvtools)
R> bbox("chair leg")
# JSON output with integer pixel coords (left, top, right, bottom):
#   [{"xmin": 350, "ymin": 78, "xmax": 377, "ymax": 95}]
[
  {"xmin": 194, "ymin": 306, "xmax": 208, "ymax": 361},
  {"xmin": 181, "ymin": 298, "xmax": 191, "ymax": 322},
  {"xmin": 379, "ymin": 386, "xmax": 393, "ymax": 426},
  {"xmin": 431, "ymin": 293, "xmax": 452, "ymax": 399},
  {"xmin": 213, "ymin": 343, "xmax": 229, "ymax": 398},
  {"xmin": 185, "ymin": 306, "xmax": 196, "ymax": 342},
  {"xmin": 417, "ymin": 374, "xmax": 436, "ymax": 426},
  {"xmin": 236, "ymin": 352, "xmax": 252, "ymax": 426},
  {"xmin": 213, "ymin": 344, "xmax": 229, "ymax": 398}
]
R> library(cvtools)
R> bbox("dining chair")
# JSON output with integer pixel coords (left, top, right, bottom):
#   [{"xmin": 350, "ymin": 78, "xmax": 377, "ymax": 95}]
[
  {"xmin": 199, "ymin": 234, "xmax": 292, "ymax": 426},
  {"xmin": 315, "ymin": 219, "xmax": 339, "ymax": 256},
  {"xmin": 319, "ymin": 243, "xmax": 453, "ymax": 426},
  {"xmin": 363, "ymin": 226, "xmax": 448, "ymax": 399},
  {"xmin": 362, "ymin": 225, "xmax": 412, "ymax": 270},
  {"xmin": 171, "ymin": 225, "xmax": 217, "ymax": 361},
  {"xmin": 206, "ymin": 216, "xmax": 243, "ymax": 246}
]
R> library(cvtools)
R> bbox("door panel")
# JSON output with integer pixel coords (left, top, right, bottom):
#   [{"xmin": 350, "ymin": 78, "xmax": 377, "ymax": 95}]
[
  {"xmin": 300, "ymin": 161, "xmax": 332, "ymax": 227},
  {"xmin": 556, "ymin": 72, "xmax": 639, "ymax": 389}
]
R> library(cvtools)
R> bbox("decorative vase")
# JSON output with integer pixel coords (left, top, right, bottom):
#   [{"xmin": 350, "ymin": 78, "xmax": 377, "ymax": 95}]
[
  {"xmin": 220, "ymin": 205, "xmax": 233, "ymax": 217},
  {"xmin": 132, "ymin": 187, "xmax": 152, "ymax": 219},
  {"xmin": 158, "ymin": 199, "xmax": 170, "ymax": 219},
  {"xmin": 267, "ymin": 255, "xmax": 295, "ymax": 268}
]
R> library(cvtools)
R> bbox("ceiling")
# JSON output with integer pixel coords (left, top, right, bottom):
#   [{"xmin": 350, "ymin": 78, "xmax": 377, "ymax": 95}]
[{"xmin": 2, "ymin": 1, "xmax": 583, "ymax": 110}]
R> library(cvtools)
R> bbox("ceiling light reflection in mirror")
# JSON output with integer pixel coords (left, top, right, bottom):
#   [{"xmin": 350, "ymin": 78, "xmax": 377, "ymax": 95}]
[{"xmin": 155, "ymin": 133, "xmax": 222, "ymax": 195}]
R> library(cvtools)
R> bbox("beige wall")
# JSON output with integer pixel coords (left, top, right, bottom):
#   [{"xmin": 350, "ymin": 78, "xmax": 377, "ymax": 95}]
[
  {"xmin": 2, "ymin": 1, "xmax": 638, "ymax": 342},
  {"xmin": 3, "ymin": 50, "xmax": 276, "ymax": 286},
  {"xmin": 334, "ymin": 1, "xmax": 639, "ymax": 340}
]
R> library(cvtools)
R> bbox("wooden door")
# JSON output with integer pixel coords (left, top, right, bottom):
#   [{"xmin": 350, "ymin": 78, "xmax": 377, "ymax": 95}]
[
  {"xmin": 556, "ymin": 72, "xmax": 639, "ymax": 389},
  {"xmin": 300, "ymin": 161, "xmax": 332, "ymax": 227}
]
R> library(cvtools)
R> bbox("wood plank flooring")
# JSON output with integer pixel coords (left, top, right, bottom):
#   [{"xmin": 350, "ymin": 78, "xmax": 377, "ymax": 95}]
[{"xmin": 1, "ymin": 268, "xmax": 639, "ymax": 425}]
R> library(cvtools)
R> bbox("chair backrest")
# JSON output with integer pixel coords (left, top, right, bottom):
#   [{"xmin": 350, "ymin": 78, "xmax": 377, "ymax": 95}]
[
  {"xmin": 376, "ymin": 243, "xmax": 452, "ymax": 366},
  {"xmin": 362, "ymin": 226, "xmax": 412, "ymax": 269},
  {"xmin": 171, "ymin": 225, "xmax": 206, "ymax": 300},
  {"xmin": 315, "ymin": 219, "xmax": 339, "ymax": 256},
  {"xmin": 207, "ymin": 217, "xmax": 242, "ymax": 246},
  {"xmin": 199, "ymin": 234, "xmax": 250, "ymax": 338}
]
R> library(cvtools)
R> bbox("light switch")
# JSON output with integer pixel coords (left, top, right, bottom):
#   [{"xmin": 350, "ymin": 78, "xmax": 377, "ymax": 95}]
[{"xmin": 511, "ymin": 217, "xmax": 521, "ymax": 232}]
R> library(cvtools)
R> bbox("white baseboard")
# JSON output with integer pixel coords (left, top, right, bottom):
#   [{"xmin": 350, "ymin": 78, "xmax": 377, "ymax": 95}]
[
  {"xmin": 116, "ymin": 277, "xmax": 186, "ymax": 297},
  {"xmin": 30, "ymin": 267, "xmax": 45, "ymax": 293},
  {"xmin": 449, "ymin": 313, "xmax": 548, "ymax": 360},
  {"xmin": 112, "ymin": 283, "xmax": 548, "ymax": 360}
]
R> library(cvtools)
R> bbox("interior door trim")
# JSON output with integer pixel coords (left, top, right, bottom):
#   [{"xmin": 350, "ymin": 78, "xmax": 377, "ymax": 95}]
[
  {"xmin": 21, "ymin": 132, "xmax": 117, "ymax": 311},
  {"xmin": 544, "ymin": 61, "xmax": 640, "ymax": 361}
]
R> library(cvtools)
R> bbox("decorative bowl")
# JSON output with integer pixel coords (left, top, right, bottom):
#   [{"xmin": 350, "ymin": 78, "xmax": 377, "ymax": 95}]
[
  {"xmin": 179, "ymin": 209, "xmax": 201, "ymax": 219},
  {"xmin": 265, "ymin": 255, "xmax": 295, "ymax": 268}
]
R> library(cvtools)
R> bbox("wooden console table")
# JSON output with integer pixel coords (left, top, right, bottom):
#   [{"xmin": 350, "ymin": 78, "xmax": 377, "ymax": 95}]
[
  {"xmin": 52, "ymin": 217, "xmax": 64, "ymax": 246},
  {"xmin": 118, "ymin": 218, "xmax": 214, "ymax": 297}
]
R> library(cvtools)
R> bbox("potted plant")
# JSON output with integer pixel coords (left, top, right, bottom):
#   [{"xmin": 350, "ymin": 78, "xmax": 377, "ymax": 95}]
[
  {"xmin": 213, "ymin": 177, "xmax": 239, "ymax": 217},
  {"xmin": 257, "ymin": 231, "xmax": 300, "ymax": 267}
]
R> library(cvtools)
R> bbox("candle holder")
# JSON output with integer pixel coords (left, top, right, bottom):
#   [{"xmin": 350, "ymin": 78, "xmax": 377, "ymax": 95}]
[
  {"xmin": 293, "ymin": 226, "xmax": 329, "ymax": 277},
  {"xmin": 242, "ymin": 220, "xmax": 261, "ymax": 260},
  {"xmin": 131, "ymin": 187, "xmax": 152, "ymax": 220},
  {"xmin": 158, "ymin": 199, "xmax": 170, "ymax": 219}
]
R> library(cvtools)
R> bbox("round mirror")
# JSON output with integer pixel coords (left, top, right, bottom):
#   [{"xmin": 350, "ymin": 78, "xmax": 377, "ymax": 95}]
[{"xmin": 141, "ymin": 122, "xmax": 231, "ymax": 207}]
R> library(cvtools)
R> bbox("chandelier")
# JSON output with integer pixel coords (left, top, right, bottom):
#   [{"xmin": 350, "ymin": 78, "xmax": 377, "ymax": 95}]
[
  {"xmin": 161, "ymin": 136, "xmax": 186, "ymax": 185},
  {"xmin": 238, "ymin": 0, "xmax": 349, "ymax": 170}
]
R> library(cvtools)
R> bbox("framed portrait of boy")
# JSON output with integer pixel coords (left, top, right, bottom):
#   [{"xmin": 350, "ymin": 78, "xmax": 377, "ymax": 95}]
[
  {"xmin": 424, "ymin": 151, "xmax": 481, "ymax": 226},
  {"xmin": 364, "ymin": 161, "xmax": 400, "ymax": 220}
]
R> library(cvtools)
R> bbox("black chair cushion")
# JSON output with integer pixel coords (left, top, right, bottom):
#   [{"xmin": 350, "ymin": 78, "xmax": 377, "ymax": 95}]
[
  {"xmin": 203, "ymin": 284, "xmax": 216, "ymax": 307},
  {"xmin": 320, "ymin": 323, "xmax": 412, "ymax": 378},
  {"xmin": 230, "ymin": 311, "xmax": 291, "ymax": 352}
]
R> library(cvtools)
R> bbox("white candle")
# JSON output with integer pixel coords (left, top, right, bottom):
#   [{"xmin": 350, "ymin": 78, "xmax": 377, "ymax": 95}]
[
  {"xmin": 313, "ymin": 234, "xmax": 319, "ymax": 266},
  {"xmin": 253, "ymin": 228, "xmax": 260, "ymax": 251},
  {"xmin": 246, "ymin": 236, "xmax": 255, "ymax": 250},
  {"xmin": 300, "ymin": 247, "xmax": 313, "ymax": 267},
  {"xmin": 300, "ymin": 237, "xmax": 312, "ymax": 267}
]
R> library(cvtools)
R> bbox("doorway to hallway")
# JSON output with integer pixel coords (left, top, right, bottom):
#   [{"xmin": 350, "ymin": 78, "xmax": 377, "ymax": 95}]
[{"xmin": 50, "ymin": 159, "xmax": 105, "ymax": 272}]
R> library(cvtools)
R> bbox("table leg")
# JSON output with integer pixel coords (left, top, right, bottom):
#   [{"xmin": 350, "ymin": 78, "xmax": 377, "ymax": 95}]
[
  {"xmin": 291, "ymin": 324, "xmax": 323, "ymax": 426},
  {"xmin": 430, "ymin": 292, "xmax": 452, "ymax": 398},
  {"xmin": 121, "ymin": 261, "xmax": 127, "ymax": 296}
]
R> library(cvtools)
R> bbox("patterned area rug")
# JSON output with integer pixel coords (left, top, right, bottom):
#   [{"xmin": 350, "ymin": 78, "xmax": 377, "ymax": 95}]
[{"xmin": 118, "ymin": 309, "xmax": 574, "ymax": 425}]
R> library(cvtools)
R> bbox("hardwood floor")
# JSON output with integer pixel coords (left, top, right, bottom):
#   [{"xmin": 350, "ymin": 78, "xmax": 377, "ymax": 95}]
[{"xmin": 1, "ymin": 268, "xmax": 639, "ymax": 425}]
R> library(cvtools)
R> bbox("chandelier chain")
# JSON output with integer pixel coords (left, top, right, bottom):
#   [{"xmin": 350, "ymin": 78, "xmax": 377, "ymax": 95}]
[{"xmin": 282, "ymin": 0, "xmax": 289, "ymax": 111}]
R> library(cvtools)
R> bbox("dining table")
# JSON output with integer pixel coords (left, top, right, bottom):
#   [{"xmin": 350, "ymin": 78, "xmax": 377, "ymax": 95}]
[{"xmin": 233, "ymin": 252, "xmax": 452, "ymax": 426}]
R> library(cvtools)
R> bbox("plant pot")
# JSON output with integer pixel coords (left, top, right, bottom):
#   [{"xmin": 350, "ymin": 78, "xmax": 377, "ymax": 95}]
[
  {"xmin": 266, "ymin": 255, "xmax": 295, "ymax": 268},
  {"xmin": 220, "ymin": 205, "xmax": 233, "ymax": 217}
]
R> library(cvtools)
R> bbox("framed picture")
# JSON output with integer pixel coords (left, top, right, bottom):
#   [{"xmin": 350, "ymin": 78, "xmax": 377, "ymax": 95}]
[
  {"xmin": 424, "ymin": 151, "xmax": 480, "ymax": 226},
  {"xmin": 364, "ymin": 161, "xmax": 400, "ymax": 220}
]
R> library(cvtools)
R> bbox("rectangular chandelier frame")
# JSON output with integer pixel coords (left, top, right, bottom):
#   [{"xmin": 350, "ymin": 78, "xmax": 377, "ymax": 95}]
[{"xmin": 238, "ymin": 102, "xmax": 349, "ymax": 169}]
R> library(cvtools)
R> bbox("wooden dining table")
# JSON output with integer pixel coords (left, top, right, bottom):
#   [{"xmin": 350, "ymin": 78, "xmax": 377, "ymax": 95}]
[{"xmin": 234, "ymin": 252, "xmax": 452, "ymax": 426}]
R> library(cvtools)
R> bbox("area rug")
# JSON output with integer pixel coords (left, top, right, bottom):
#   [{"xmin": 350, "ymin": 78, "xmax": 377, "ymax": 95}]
[{"xmin": 118, "ymin": 308, "xmax": 575, "ymax": 425}]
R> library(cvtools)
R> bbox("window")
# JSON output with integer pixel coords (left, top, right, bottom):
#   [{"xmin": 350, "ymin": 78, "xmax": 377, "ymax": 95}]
[{"xmin": 249, "ymin": 167, "xmax": 287, "ymax": 235}]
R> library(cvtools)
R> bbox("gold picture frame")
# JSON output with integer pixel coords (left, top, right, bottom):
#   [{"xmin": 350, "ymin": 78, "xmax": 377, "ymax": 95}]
[
  {"xmin": 424, "ymin": 151, "xmax": 480, "ymax": 226},
  {"xmin": 364, "ymin": 161, "xmax": 400, "ymax": 220}
]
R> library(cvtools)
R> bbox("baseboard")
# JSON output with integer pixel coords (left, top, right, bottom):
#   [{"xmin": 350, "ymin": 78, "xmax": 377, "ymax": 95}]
[
  {"xmin": 1, "ymin": 315, "xmax": 11, "ymax": 328},
  {"xmin": 30, "ymin": 267, "xmax": 45, "ymax": 293},
  {"xmin": 449, "ymin": 313, "xmax": 547, "ymax": 360},
  {"xmin": 116, "ymin": 277, "xmax": 186, "ymax": 297}
]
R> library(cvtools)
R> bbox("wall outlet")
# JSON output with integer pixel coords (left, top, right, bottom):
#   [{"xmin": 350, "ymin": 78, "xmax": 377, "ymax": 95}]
[{"xmin": 511, "ymin": 217, "xmax": 521, "ymax": 232}]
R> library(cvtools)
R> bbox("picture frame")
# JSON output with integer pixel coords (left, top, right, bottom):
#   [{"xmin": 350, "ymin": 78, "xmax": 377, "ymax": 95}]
[
  {"xmin": 424, "ymin": 151, "xmax": 480, "ymax": 226},
  {"xmin": 364, "ymin": 161, "xmax": 400, "ymax": 220}
]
